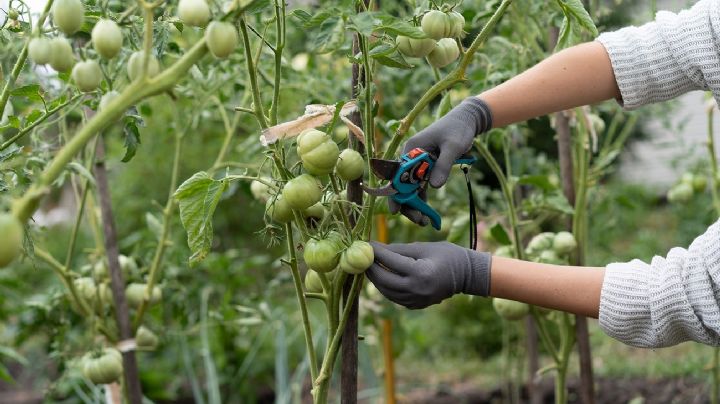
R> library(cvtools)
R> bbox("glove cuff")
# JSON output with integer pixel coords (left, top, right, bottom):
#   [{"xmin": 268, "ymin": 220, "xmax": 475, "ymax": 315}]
[
  {"xmin": 463, "ymin": 250, "xmax": 492, "ymax": 297},
  {"xmin": 455, "ymin": 97, "xmax": 493, "ymax": 136}
]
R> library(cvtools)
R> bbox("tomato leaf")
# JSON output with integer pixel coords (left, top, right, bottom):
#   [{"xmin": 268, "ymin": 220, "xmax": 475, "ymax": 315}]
[
  {"xmin": 518, "ymin": 175, "xmax": 555, "ymax": 192},
  {"xmin": 311, "ymin": 15, "xmax": 345, "ymax": 53},
  {"xmin": 490, "ymin": 223, "xmax": 512, "ymax": 245},
  {"xmin": 10, "ymin": 84, "xmax": 43, "ymax": 103},
  {"xmin": 561, "ymin": 0, "xmax": 597, "ymax": 36},
  {"xmin": 174, "ymin": 172, "xmax": 229, "ymax": 266},
  {"xmin": 372, "ymin": 51, "xmax": 413, "ymax": 69},
  {"xmin": 121, "ymin": 111, "xmax": 143, "ymax": 163}
]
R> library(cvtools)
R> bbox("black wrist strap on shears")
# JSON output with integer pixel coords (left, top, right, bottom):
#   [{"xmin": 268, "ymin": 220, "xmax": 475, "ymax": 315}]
[{"xmin": 462, "ymin": 166, "xmax": 477, "ymax": 251}]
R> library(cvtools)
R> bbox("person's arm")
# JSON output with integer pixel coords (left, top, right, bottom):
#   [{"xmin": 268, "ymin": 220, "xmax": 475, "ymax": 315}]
[{"xmin": 490, "ymin": 257, "xmax": 605, "ymax": 318}]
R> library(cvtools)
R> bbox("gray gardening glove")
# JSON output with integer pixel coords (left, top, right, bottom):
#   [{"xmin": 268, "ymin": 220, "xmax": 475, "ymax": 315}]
[
  {"xmin": 366, "ymin": 241, "xmax": 492, "ymax": 309},
  {"xmin": 390, "ymin": 97, "xmax": 493, "ymax": 225}
]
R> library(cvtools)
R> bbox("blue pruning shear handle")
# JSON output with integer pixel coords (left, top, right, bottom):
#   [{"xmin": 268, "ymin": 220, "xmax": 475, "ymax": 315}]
[{"xmin": 364, "ymin": 147, "xmax": 477, "ymax": 230}]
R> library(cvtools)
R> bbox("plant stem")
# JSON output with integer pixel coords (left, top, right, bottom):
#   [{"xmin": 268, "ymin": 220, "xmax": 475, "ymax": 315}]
[
  {"xmin": 270, "ymin": 0, "xmax": 285, "ymax": 125},
  {"xmin": 34, "ymin": 247, "xmax": 93, "ymax": 317},
  {"xmin": 0, "ymin": 0, "xmax": 55, "ymax": 119},
  {"xmin": 707, "ymin": 105, "xmax": 720, "ymax": 214},
  {"xmin": 0, "ymin": 93, "xmax": 83, "ymax": 151},
  {"xmin": 313, "ymin": 274, "xmax": 362, "ymax": 403},
  {"xmin": 285, "ymin": 223, "xmax": 319, "ymax": 384},
  {"xmin": 239, "ymin": 17, "xmax": 268, "ymax": 129},
  {"xmin": 383, "ymin": 0, "xmax": 512, "ymax": 159},
  {"xmin": 12, "ymin": 38, "xmax": 210, "ymax": 224}
]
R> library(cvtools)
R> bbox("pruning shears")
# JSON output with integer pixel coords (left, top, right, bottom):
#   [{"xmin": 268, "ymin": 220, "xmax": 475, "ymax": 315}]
[{"xmin": 362, "ymin": 147, "xmax": 477, "ymax": 230}]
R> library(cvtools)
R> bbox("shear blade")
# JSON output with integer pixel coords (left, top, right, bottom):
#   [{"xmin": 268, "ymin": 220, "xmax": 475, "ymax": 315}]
[
  {"xmin": 370, "ymin": 158, "xmax": 401, "ymax": 180},
  {"xmin": 361, "ymin": 182, "xmax": 397, "ymax": 197}
]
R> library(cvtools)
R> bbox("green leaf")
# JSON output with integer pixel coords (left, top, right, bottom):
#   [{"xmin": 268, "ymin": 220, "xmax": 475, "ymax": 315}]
[
  {"xmin": 372, "ymin": 51, "xmax": 413, "ymax": 69},
  {"xmin": 348, "ymin": 12, "xmax": 379, "ymax": 37},
  {"xmin": 121, "ymin": 111, "xmax": 144, "ymax": 163},
  {"xmin": 378, "ymin": 20, "xmax": 426, "ymax": 39},
  {"xmin": 562, "ymin": 0, "xmax": 598, "ymax": 36},
  {"xmin": 368, "ymin": 42, "xmax": 395, "ymax": 57},
  {"xmin": 0, "ymin": 363, "xmax": 11, "ymax": 383},
  {"xmin": 0, "ymin": 346, "xmax": 28, "ymax": 365},
  {"xmin": 290, "ymin": 9, "xmax": 312, "ymax": 25},
  {"xmin": 545, "ymin": 192, "xmax": 574, "ymax": 214},
  {"xmin": 25, "ymin": 109, "xmax": 43, "ymax": 125},
  {"xmin": 174, "ymin": 172, "xmax": 229, "ymax": 266},
  {"xmin": 311, "ymin": 15, "xmax": 345, "ymax": 53},
  {"xmin": 145, "ymin": 212, "xmax": 164, "ymax": 241},
  {"xmin": 555, "ymin": 15, "xmax": 573, "ymax": 51},
  {"xmin": 490, "ymin": 223, "xmax": 512, "ymax": 245},
  {"xmin": 66, "ymin": 162, "xmax": 96, "ymax": 186},
  {"xmin": 10, "ymin": 84, "xmax": 43, "ymax": 103}
]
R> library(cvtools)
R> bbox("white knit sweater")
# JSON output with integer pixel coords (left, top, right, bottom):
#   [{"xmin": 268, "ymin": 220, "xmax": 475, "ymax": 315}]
[{"xmin": 596, "ymin": 0, "xmax": 720, "ymax": 347}]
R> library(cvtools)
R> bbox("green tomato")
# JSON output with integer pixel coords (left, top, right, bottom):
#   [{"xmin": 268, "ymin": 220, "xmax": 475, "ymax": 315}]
[
  {"xmin": 526, "ymin": 232, "xmax": 555, "ymax": 255},
  {"xmin": 0, "ymin": 213, "xmax": 23, "ymax": 268},
  {"xmin": 49, "ymin": 37, "xmax": 75, "ymax": 72},
  {"xmin": 250, "ymin": 178, "xmax": 273, "ymax": 203},
  {"xmin": 333, "ymin": 126, "xmax": 349, "ymax": 143},
  {"xmin": 553, "ymin": 231, "xmax": 577, "ymax": 255},
  {"xmin": 83, "ymin": 348, "xmax": 123, "ymax": 384},
  {"xmin": 693, "ymin": 175, "xmax": 708, "ymax": 193},
  {"xmin": 303, "ymin": 202, "xmax": 326, "ymax": 221},
  {"xmin": 493, "ymin": 245, "xmax": 514, "ymax": 258},
  {"xmin": 136, "ymin": 326, "xmax": 159, "ymax": 350},
  {"xmin": 427, "ymin": 38, "xmax": 459, "ymax": 68},
  {"xmin": 447, "ymin": 11, "xmax": 465, "ymax": 37},
  {"xmin": 335, "ymin": 149, "xmax": 364, "ymax": 181},
  {"xmin": 297, "ymin": 129, "xmax": 340, "ymax": 175},
  {"xmin": 492, "ymin": 298, "xmax": 529, "ymax": 321},
  {"xmin": 53, "ymin": 0, "xmax": 84, "ymax": 35},
  {"xmin": 125, "ymin": 283, "xmax": 162, "ymax": 309},
  {"xmin": 92, "ymin": 19, "xmax": 123, "ymax": 59},
  {"xmin": 28, "ymin": 37, "xmax": 52, "ymax": 65},
  {"xmin": 8, "ymin": 8, "xmax": 18, "ymax": 20},
  {"xmin": 282, "ymin": 174, "xmax": 322, "ymax": 210},
  {"xmin": 72, "ymin": 60, "xmax": 103, "ymax": 92},
  {"xmin": 538, "ymin": 250, "xmax": 562, "ymax": 265},
  {"xmin": 178, "ymin": 0, "xmax": 211, "ymax": 27},
  {"xmin": 339, "ymin": 241, "xmax": 374, "ymax": 275},
  {"xmin": 304, "ymin": 238, "xmax": 342, "ymax": 273},
  {"xmin": 93, "ymin": 255, "xmax": 136, "ymax": 279},
  {"xmin": 266, "ymin": 195, "xmax": 293, "ymax": 223},
  {"xmin": 304, "ymin": 270, "xmax": 323, "ymax": 293},
  {"xmin": 127, "ymin": 51, "xmax": 160, "ymax": 81},
  {"xmin": 99, "ymin": 90, "xmax": 120, "ymax": 111},
  {"xmin": 667, "ymin": 182, "xmax": 693, "ymax": 203},
  {"xmin": 420, "ymin": 10, "xmax": 454, "ymax": 40},
  {"xmin": 206, "ymin": 21, "xmax": 238, "ymax": 59},
  {"xmin": 681, "ymin": 172, "xmax": 695, "ymax": 185},
  {"xmin": 396, "ymin": 36, "xmax": 436, "ymax": 58}
]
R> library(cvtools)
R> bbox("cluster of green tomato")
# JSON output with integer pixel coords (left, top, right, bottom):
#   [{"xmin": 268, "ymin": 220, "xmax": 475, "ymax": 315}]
[
  {"xmin": 251, "ymin": 129, "xmax": 374, "ymax": 292},
  {"xmin": 71, "ymin": 255, "xmax": 160, "ymax": 384},
  {"xmin": 666, "ymin": 172, "xmax": 708, "ymax": 203},
  {"xmin": 26, "ymin": 0, "xmax": 238, "ymax": 97},
  {"xmin": 395, "ymin": 8, "xmax": 465, "ymax": 68},
  {"xmin": 491, "ymin": 231, "xmax": 577, "ymax": 321}
]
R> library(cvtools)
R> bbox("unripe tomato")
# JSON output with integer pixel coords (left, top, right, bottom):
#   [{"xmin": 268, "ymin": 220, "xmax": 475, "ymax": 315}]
[
  {"xmin": 304, "ymin": 270, "xmax": 323, "ymax": 293},
  {"xmin": 28, "ymin": 37, "xmax": 52, "ymax": 65},
  {"xmin": 136, "ymin": 326, "xmax": 159, "ymax": 350},
  {"xmin": 493, "ymin": 245, "xmax": 514, "ymax": 258},
  {"xmin": 427, "ymin": 38, "xmax": 459, "ymax": 68},
  {"xmin": 304, "ymin": 238, "xmax": 341, "ymax": 273},
  {"xmin": 538, "ymin": 250, "xmax": 562, "ymax": 265},
  {"xmin": 8, "ymin": 8, "xmax": 18, "ymax": 20},
  {"xmin": 448, "ymin": 11, "xmax": 465, "ymax": 37},
  {"xmin": 667, "ymin": 182, "xmax": 693, "ymax": 203},
  {"xmin": 692, "ymin": 175, "xmax": 708, "ymax": 193},
  {"xmin": 339, "ymin": 241, "xmax": 374, "ymax": 274},
  {"xmin": 83, "ymin": 348, "xmax": 123, "ymax": 384},
  {"xmin": 421, "ymin": 10, "xmax": 454, "ymax": 40},
  {"xmin": 177, "ymin": 0, "xmax": 210, "ymax": 27},
  {"xmin": 93, "ymin": 255, "xmax": 136, "ymax": 279},
  {"xmin": 72, "ymin": 60, "xmax": 103, "ymax": 92},
  {"xmin": 396, "ymin": 36, "xmax": 436, "ymax": 58},
  {"xmin": 303, "ymin": 202, "xmax": 326, "ymax": 221},
  {"xmin": 125, "ymin": 283, "xmax": 162, "ymax": 309},
  {"xmin": 92, "ymin": 19, "xmax": 123, "ymax": 59},
  {"xmin": 49, "ymin": 37, "xmax": 75, "ymax": 72},
  {"xmin": 52, "ymin": 0, "xmax": 84, "ymax": 35},
  {"xmin": 127, "ymin": 51, "xmax": 160, "ymax": 81},
  {"xmin": 553, "ymin": 231, "xmax": 577, "ymax": 255},
  {"xmin": 0, "ymin": 213, "xmax": 23, "ymax": 268},
  {"xmin": 492, "ymin": 298, "xmax": 529, "ymax": 321},
  {"xmin": 525, "ymin": 232, "xmax": 555, "ymax": 255},
  {"xmin": 333, "ymin": 126, "xmax": 349, "ymax": 143},
  {"xmin": 73, "ymin": 277, "xmax": 97, "ymax": 302},
  {"xmin": 335, "ymin": 149, "xmax": 364, "ymax": 181},
  {"xmin": 206, "ymin": 21, "xmax": 238, "ymax": 59},
  {"xmin": 266, "ymin": 196, "xmax": 293, "ymax": 223},
  {"xmin": 297, "ymin": 129, "xmax": 340, "ymax": 175},
  {"xmin": 99, "ymin": 90, "xmax": 120, "ymax": 111},
  {"xmin": 282, "ymin": 174, "xmax": 322, "ymax": 210},
  {"xmin": 250, "ymin": 178, "xmax": 273, "ymax": 203}
]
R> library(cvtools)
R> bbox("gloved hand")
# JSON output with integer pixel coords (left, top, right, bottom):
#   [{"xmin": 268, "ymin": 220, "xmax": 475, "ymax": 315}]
[
  {"xmin": 391, "ymin": 96, "xmax": 493, "ymax": 225},
  {"xmin": 366, "ymin": 241, "xmax": 492, "ymax": 309}
]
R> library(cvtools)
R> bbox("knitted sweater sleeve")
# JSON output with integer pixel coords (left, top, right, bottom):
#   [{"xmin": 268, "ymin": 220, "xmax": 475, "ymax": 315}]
[
  {"xmin": 599, "ymin": 219, "xmax": 720, "ymax": 348},
  {"xmin": 595, "ymin": 0, "xmax": 718, "ymax": 109}
]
